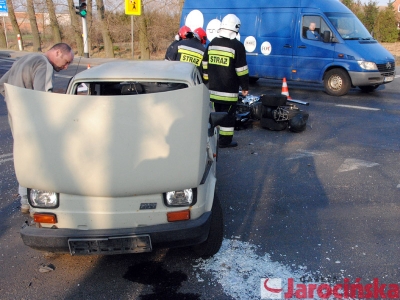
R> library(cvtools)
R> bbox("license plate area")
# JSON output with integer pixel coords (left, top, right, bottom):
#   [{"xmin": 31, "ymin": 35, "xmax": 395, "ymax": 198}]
[
  {"xmin": 384, "ymin": 76, "xmax": 394, "ymax": 82},
  {"xmin": 68, "ymin": 235, "xmax": 152, "ymax": 255}
]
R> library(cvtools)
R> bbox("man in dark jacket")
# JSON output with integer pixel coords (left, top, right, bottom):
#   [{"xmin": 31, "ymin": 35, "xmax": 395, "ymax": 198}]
[
  {"xmin": 202, "ymin": 14, "xmax": 249, "ymax": 148},
  {"xmin": 165, "ymin": 25, "xmax": 205, "ymax": 73}
]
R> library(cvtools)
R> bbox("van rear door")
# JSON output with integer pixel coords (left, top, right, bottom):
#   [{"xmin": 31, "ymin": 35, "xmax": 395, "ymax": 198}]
[{"xmin": 292, "ymin": 15, "xmax": 335, "ymax": 82}]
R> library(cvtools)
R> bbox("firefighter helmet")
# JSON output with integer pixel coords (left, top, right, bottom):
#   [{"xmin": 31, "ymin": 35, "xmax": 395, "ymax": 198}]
[
  {"xmin": 194, "ymin": 28, "xmax": 207, "ymax": 44},
  {"xmin": 220, "ymin": 14, "xmax": 241, "ymax": 33},
  {"xmin": 178, "ymin": 25, "xmax": 193, "ymax": 40}
]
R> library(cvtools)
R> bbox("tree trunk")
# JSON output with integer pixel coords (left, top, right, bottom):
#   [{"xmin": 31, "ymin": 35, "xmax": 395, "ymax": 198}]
[
  {"xmin": 138, "ymin": 3, "xmax": 150, "ymax": 60},
  {"xmin": 86, "ymin": 0, "xmax": 92, "ymax": 56},
  {"xmin": 67, "ymin": 0, "xmax": 84, "ymax": 55},
  {"xmin": 0, "ymin": 19, "xmax": 7, "ymax": 48},
  {"xmin": 6, "ymin": 0, "xmax": 23, "ymax": 50},
  {"xmin": 95, "ymin": 0, "xmax": 114, "ymax": 58},
  {"xmin": 26, "ymin": 0, "xmax": 41, "ymax": 52},
  {"xmin": 45, "ymin": 0, "xmax": 62, "ymax": 44},
  {"xmin": 178, "ymin": 0, "xmax": 185, "ymax": 19}
]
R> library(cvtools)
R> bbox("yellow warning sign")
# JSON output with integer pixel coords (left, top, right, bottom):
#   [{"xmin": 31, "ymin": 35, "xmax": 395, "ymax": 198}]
[{"xmin": 125, "ymin": 0, "xmax": 141, "ymax": 15}]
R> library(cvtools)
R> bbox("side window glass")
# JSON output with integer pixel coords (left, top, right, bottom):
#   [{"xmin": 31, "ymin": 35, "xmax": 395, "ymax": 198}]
[{"xmin": 302, "ymin": 16, "xmax": 329, "ymax": 41}]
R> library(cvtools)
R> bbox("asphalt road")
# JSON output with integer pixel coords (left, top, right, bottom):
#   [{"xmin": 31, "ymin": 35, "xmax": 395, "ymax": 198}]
[{"xmin": 0, "ymin": 52, "xmax": 399, "ymax": 299}]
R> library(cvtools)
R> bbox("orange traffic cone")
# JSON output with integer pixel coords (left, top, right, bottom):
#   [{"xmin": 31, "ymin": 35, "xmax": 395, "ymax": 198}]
[
  {"xmin": 281, "ymin": 77, "xmax": 292, "ymax": 100},
  {"xmin": 87, "ymin": 64, "xmax": 91, "ymax": 69}
]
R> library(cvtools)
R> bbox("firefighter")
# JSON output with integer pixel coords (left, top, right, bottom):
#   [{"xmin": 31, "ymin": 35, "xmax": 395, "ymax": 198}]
[
  {"xmin": 202, "ymin": 14, "xmax": 249, "ymax": 148},
  {"xmin": 165, "ymin": 26, "xmax": 205, "ymax": 73},
  {"xmin": 165, "ymin": 25, "xmax": 192, "ymax": 61},
  {"xmin": 194, "ymin": 27, "xmax": 207, "ymax": 45}
]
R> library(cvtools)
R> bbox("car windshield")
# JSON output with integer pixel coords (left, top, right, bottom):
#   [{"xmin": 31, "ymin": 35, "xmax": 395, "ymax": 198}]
[{"xmin": 325, "ymin": 12, "xmax": 373, "ymax": 40}]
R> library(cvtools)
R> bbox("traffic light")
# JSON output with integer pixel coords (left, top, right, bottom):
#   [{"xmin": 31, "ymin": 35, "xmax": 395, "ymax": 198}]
[{"xmin": 75, "ymin": 2, "xmax": 87, "ymax": 18}]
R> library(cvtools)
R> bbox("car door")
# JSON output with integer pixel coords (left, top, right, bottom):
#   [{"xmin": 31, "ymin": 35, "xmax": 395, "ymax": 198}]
[{"xmin": 292, "ymin": 15, "xmax": 335, "ymax": 82}]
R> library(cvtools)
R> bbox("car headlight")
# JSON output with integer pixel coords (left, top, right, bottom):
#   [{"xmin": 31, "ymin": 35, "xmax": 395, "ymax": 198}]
[
  {"xmin": 28, "ymin": 189, "xmax": 59, "ymax": 208},
  {"xmin": 357, "ymin": 61, "xmax": 377, "ymax": 70},
  {"xmin": 163, "ymin": 188, "xmax": 197, "ymax": 206}
]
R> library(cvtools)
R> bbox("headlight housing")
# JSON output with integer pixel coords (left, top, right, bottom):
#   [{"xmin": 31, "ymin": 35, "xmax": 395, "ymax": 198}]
[
  {"xmin": 28, "ymin": 189, "xmax": 59, "ymax": 208},
  {"xmin": 357, "ymin": 61, "xmax": 377, "ymax": 70},
  {"xmin": 163, "ymin": 188, "xmax": 197, "ymax": 207}
]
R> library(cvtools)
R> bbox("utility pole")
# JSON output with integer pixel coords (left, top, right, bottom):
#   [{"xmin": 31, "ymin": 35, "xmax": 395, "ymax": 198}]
[{"xmin": 76, "ymin": 1, "xmax": 89, "ymax": 58}]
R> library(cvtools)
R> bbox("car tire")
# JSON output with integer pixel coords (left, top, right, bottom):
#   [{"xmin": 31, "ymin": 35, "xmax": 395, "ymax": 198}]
[
  {"xmin": 192, "ymin": 194, "xmax": 223, "ymax": 258},
  {"xmin": 324, "ymin": 68, "xmax": 351, "ymax": 96},
  {"xmin": 358, "ymin": 85, "xmax": 379, "ymax": 93}
]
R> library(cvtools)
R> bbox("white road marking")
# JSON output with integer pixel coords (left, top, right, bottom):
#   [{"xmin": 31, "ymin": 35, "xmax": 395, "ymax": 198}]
[
  {"xmin": 337, "ymin": 158, "xmax": 379, "ymax": 172},
  {"xmin": 0, "ymin": 157, "xmax": 13, "ymax": 164},
  {"xmin": 0, "ymin": 153, "xmax": 13, "ymax": 159},
  {"xmin": 286, "ymin": 149, "xmax": 328, "ymax": 160},
  {"xmin": 0, "ymin": 153, "xmax": 13, "ymax": 164},
  {"xmin": 335, "ymin": 104, "xmax": 380, "ymax": 111}
]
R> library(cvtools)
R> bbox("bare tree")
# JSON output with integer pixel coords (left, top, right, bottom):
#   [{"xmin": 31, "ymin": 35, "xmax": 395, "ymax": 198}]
[
  {"xmin": 27, "ymin": 0, "xmax": 41, "ymax": 51},
  {"xmin": 95, "ymin": 0, "xmax": 114, "ymax": 57},
  {"xmin": 45, "ymin": 0, "xmax": 62, "ymax": 44},
  {"xmin": 0, "ymin": 19, "xmax": 7, "ymax": 48},
  {"xmin": 86, "ymin": 0, "xmax": 93, "ymax": 55},
  {"xmin": 6, "ymin": 0, "xmax": 24, "ymax": 50},
  {"xmin": 67, "ymin": 0, "xmax": 84, "ymax": 55},
  {"xmin": 138, "ymin": 4, "xmax": 150, "ymax": 59}
]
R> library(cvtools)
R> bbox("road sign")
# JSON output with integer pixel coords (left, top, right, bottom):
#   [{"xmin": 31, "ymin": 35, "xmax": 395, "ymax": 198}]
[
  {"xmin": 125, "ymin": 0, "xmax": 141, "ymax": 15},
  {"xmin": 0, "ymin": 0, "xmax": 8, "ymax": 17}
]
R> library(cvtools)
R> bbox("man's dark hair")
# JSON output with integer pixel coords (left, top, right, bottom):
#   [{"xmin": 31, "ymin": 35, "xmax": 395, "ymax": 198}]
[{"xmin": 50, "ymin": 43, "xmax": 72, "ymax": 53}]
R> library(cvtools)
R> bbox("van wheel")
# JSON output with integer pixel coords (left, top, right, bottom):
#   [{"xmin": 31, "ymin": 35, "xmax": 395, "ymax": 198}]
[
  {"xmin": 358, "ymin": 85, "xmax": 379, "ymax": 93},
  {"xmin": 324, "ymin": 69, "xmax": 351, "ymax": 96},
  {"xmin": 192, "ymin": 194, "xmax": 223, "ymax": 258}
]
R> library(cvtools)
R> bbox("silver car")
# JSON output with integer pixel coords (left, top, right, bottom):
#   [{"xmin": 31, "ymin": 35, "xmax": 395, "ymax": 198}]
[{"xmin": 6, "ymin": 60, "xmax": 223, "ymax": 257}]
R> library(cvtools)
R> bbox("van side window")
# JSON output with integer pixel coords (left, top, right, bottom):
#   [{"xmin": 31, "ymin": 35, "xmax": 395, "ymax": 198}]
[{"xmin": 302, "ymin": 16, "xmax": 329, "ymax": 41}]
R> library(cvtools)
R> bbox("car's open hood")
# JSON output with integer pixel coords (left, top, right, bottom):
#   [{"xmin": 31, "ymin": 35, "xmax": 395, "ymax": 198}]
[{"xmin": 5, "ymin": 84, "xmax": 210, "ymax": 197}]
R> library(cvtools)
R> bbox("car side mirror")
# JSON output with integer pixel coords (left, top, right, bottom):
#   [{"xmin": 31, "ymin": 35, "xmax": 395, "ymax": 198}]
[{"xmin": 209, "ymin": 112, "xmax": 228, "ymax": 136}]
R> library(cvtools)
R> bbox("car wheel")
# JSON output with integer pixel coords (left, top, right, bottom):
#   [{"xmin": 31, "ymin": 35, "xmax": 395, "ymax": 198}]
[
  {"xmin": 192, "ymin": 194, "xmax": 223, "ymax": 258},
  {"xmin": 358, "ymin": 85, "xmax": 379, "ymax": 93},
  {"xmin": 324, "ymin": 69, "xmax": 351, "ymax": 96}
]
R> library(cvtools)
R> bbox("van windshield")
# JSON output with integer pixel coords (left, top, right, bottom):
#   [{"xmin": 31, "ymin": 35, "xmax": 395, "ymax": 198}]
[{"xmin": 325, "ymin": 12, "xmax": 373, "ymax": 40}]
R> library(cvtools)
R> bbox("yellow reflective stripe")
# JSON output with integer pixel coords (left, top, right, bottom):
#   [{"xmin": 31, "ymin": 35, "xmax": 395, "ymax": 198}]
[
  {"xmin": 202, "ymin": 61, "xmax": 208, "ymax": 70},
  {"xmin": 178, "ymin": 49, "xmax": 203, "ymax": 59},
  {"xmin": 208, "ymin": 49, "xmax": 235, "ymax": 59},
  {"xmin": 237, "ymin": 69, "xmax": 249, "ymax": 76},
  {"xmin": 210, "ymin": 94, "xmax": 237, "ymax": 102},
  {"xmin": 219, "ymin": 127, "xmax": 234, "ymax": 136},
  {"xmin": 209, "ymin": 45, "xmax": 235, "ymax": 56},
  {"xmin": 210, "ymin": 90, "xmax": 238, "ymax": 98},
  {"xmin": 203, "ymin": 73, "xmax": 209, "ymax": 80}
]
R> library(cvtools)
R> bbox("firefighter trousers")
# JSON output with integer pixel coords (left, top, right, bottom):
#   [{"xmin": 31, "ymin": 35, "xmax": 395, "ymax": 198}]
[{"xmin": 213, "ymin": 102, "xmax": 237, "ymax": 146}]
